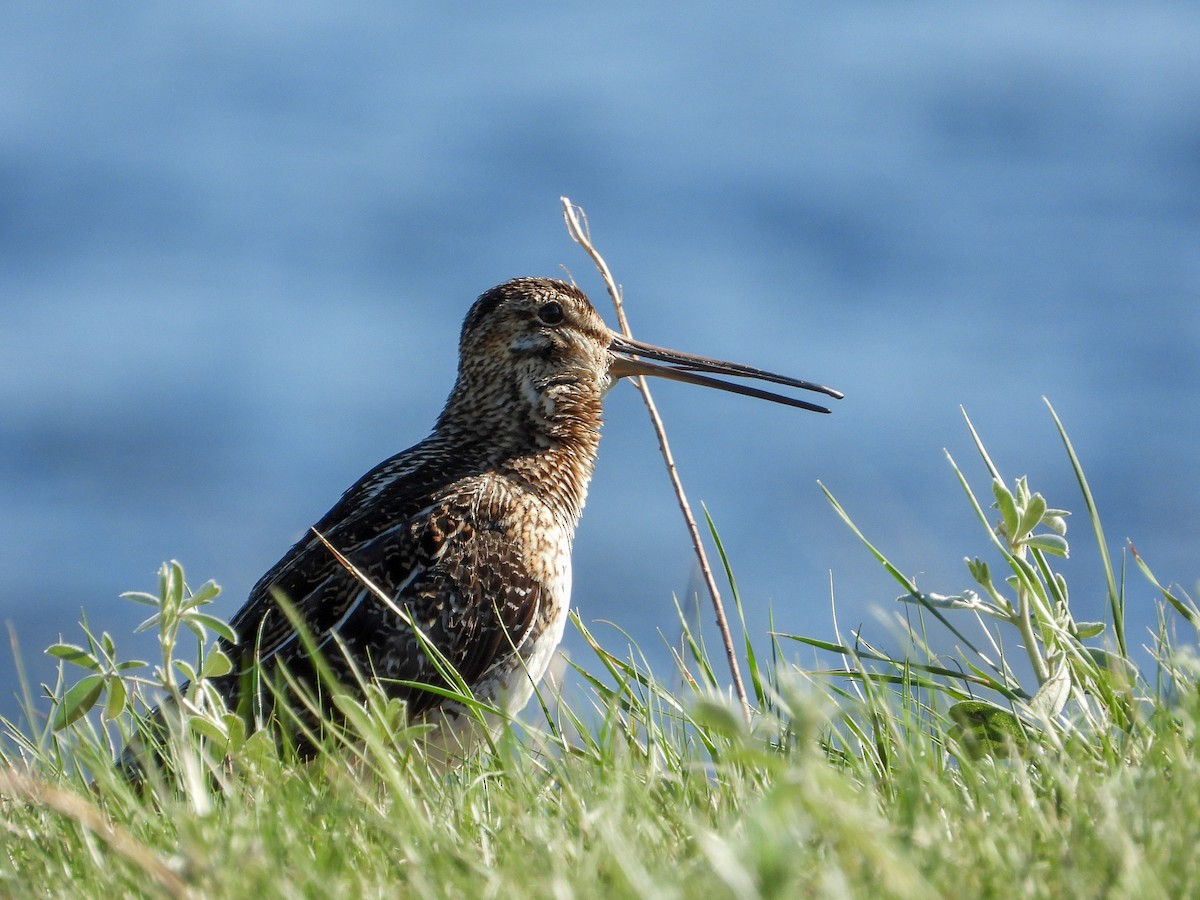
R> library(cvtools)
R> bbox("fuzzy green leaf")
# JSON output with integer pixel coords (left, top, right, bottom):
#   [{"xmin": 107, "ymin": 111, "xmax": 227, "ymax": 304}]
[
  {"xmin": 188, "ymin": 715, "xmax": 231, "ymax": 745},
  {"xmin": 172, "ymin": 659, "xmax": 198, "ymax": 684},
  {"xmin": 897, "ymin": 590, "xmax": 987, "ymax": 611},
  {"xmin": 120, "ymin": 590, "xmax": 161, "ymax": 607},
  {"xmin": 993, "ymin": 480, "xmax": 1019, "ymax": 538},
  {"xmin": 103, "ymin": 675, "xmax": 128, "ymax": 719},
  {"xmin": 1024, "ymin": 533, "xmax": 1069, "ymax": 557},
  {"xmin": 966, "ymin": 557, "xmax": 991, "ymax": 587},
  {"xmin": 1053, "ymin": 572, "xmax": 1070, "ymax": 603},
  {"xmin": 1074, "ymin": 621, "xmax": 1106, "ymax": 639},
  {"xmin": 1017, "ymin": 492, "xmax": 1048, "ymax": 540},
  {"xmin": 200, "ymin": 648, "xmax": 234, "ymax": 679},
  {"xmin": 189, "ymin": 580, "xmax": 222, "ymax": 606},
  {"xmin": 1042, "ymin": 510, "xmax": 1070, "ymax": 535},
  {"xmin": 52, "ymin": 674, "xmax": 105, "ymax": 730},
  {"xmin": 187, "ymin": 612, "xmax": 237, "ymax": 644},
  {"xmin": 221, "ymin": 712, "xmax": 247, "ymax": 751},
  {"xmin": 134, "ymin": 614, "xmax": 163, "ymax": 634},
  {"xmin": 1027, "ymin": 663, "xmax": 1071, "ymax": 720},
  {"xmin": 45, "ymin": 643, "xmax": 100, "ymax": 671},
  {"xmin": 947, "ymin": 700, "xmax": 1028, "ymax": 759}
]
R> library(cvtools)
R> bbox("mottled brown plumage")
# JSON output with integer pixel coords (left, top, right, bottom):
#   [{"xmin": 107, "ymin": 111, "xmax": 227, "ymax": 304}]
[{"xmin": 143, "ymin": 277, "xmax": 842, "ymax": 766}]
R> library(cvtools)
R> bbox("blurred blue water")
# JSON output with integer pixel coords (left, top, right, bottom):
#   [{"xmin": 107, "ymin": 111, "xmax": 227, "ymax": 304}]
[{"xmin": 2, "ymin": 3, "xmax": 1197, "ymax": 727}]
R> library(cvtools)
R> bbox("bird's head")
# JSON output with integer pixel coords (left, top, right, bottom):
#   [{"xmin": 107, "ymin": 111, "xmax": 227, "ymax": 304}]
[{"xmin": 442, "ymin": 277, "xmax": 842, "ymax": 445}]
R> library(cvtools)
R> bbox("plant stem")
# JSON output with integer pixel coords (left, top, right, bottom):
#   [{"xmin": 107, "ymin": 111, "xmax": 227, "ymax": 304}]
[{"xmin": 560, "ymin": 197, "xmax": 752, "ymax": 723}]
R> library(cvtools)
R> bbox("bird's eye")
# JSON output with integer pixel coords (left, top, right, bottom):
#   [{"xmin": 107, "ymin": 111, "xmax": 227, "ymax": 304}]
[{"xmin": 537, "ymin": 301, "xmax": 565, "ymax": 325}]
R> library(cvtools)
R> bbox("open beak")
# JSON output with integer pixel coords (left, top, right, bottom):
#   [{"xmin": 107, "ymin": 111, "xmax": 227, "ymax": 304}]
[{"xmin": 609, "ymin": 333, "xmax": 843, "ymax": 414}]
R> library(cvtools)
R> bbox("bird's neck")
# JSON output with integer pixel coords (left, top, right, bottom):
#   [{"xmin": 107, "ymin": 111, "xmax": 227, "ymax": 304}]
[{"xmin": 435, "ymin": 376, "xmax": 604, "ymax": 525}]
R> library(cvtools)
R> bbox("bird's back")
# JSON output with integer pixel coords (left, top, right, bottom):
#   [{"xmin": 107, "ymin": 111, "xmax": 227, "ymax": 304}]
[{"xmin": 212, "ymin": 434, "xmax": 574, "ymax": 750}]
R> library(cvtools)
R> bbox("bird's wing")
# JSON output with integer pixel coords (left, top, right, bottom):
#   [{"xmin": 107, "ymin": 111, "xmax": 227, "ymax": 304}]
[
  {"xmin": 219, "ymin": 443, "xmax": 545, "ymax": 716},
  {"xmin": 225, "ymin": 438, "xmax": 456, "ymax": 659},
  {"xmin": 343, "ymin": 509, "xmax": 547, "ymax": 716}
]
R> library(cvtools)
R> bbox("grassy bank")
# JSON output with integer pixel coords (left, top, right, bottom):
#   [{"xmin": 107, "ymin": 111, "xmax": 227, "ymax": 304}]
[{"xmin": 3, "ymin": 404, "xmax": 1197, "ymax": 898}]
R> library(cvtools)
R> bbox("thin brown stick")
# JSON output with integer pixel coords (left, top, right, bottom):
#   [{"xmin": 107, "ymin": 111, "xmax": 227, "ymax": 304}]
[{"xmin": 560, "ymin": 198, "xmax": 752, "ymax": 722}]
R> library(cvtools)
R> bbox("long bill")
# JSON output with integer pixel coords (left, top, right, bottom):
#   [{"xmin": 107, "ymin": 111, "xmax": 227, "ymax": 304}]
[{"xmin": 608, "ymin": 333, "xmax": 843, "ymax": 414}]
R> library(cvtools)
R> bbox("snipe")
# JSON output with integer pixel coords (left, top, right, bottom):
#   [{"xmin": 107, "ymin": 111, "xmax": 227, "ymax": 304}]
[{"xmin": 136, "ymin": 277, "xmax": 841, "ymax": 767}]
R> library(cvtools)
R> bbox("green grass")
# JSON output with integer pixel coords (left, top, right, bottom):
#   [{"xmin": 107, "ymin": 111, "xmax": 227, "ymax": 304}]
[{"xmin": 3, "ymin": 402, "xmax": 1199, "ymax": 899}]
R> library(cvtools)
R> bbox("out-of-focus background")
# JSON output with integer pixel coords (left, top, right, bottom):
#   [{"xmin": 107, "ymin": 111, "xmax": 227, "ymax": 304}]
[{"xmin": 2, "ymin": 3, "xmax": 1197, "ymax": 726}]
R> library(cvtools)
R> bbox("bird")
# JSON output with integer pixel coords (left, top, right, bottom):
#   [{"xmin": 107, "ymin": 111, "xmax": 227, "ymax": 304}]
[{"xmin": 130, "ymin": 277, "xmax": 841, "ymax": 770}]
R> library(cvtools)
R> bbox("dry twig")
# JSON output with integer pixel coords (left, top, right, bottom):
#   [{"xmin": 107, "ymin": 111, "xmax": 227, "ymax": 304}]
[{"xmin": 560, "ymin": 197, "xmax": 752, "ymax": 722}]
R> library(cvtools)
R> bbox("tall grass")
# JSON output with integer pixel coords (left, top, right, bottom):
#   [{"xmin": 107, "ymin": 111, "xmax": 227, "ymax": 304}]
[{"xmin": 2, "ymin": 404, "xmax": 1198, "ymax": 898}]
